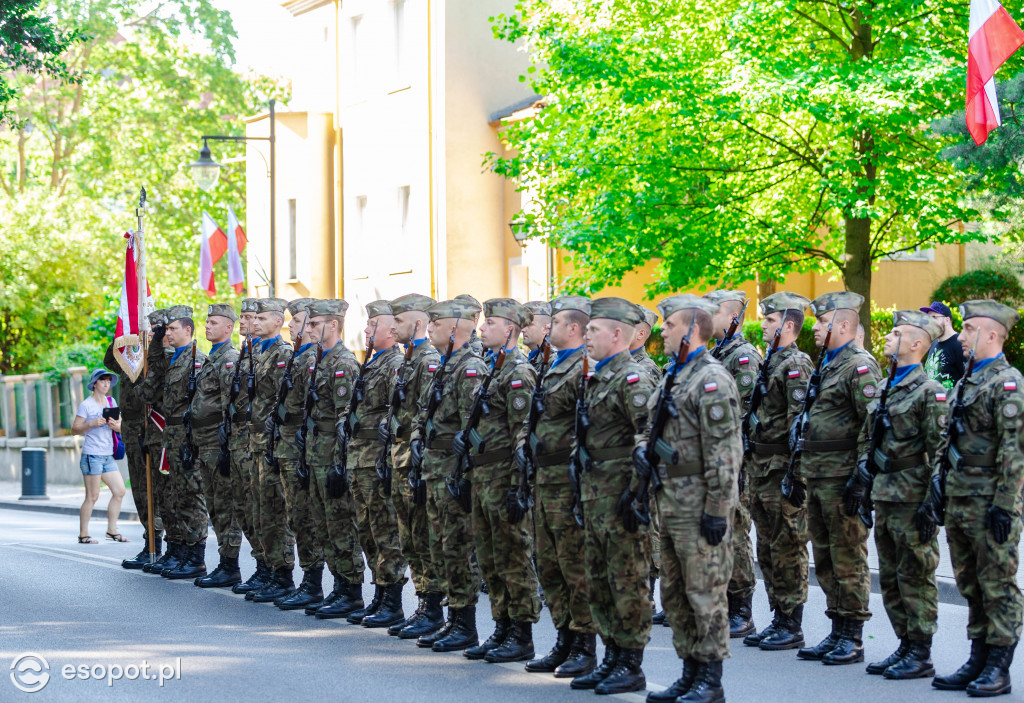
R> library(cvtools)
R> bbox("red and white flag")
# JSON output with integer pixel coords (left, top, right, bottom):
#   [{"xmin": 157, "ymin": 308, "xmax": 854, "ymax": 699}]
[
  {"xmin": 967, "ymin": 0, "xmax": 1024, "ymax": 145},
  {"xmin": 199, "ymin": 211, "xmax": 225, "ymax": 297},
  {"xmin": 226, "ymin": 205, "xmax": 247, "ymax": 294},
  {"xmin": 113, "ymin": 231, "xmax": 154, "ymax": 382}
]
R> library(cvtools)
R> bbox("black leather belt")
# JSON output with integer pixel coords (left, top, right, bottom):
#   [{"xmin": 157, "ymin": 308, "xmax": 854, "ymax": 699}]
[
  {"xmin": 587, "ymin": 446, "xmax": 633, "ymax": 461},
  {"xmin": 799, "ymin": 438, "xmax": 857, "ymax": 452},
  {"xmin": 752, "ymin": 442, "xmax": 788, "ymax": 456},
  {"xmin": 537, "ymin": 448, "xmax": 573, "ymax": 467}
]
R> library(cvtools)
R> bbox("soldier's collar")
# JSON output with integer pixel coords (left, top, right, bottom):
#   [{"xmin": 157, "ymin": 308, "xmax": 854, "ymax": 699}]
[
  {"xmin": 594, "ymin": 349, "xmax": 628, "ymax": 374},
  {"xmin": 259, "ymin": 335, "xmax": 282, "ymax": 353}
]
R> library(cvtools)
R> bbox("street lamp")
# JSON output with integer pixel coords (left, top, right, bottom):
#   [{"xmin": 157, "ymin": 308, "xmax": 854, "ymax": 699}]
[
  {"xmin": 509, "ymin": 214, "xmax": 530, "ymax": 243},
  {"xmin": 189, "ymin": 99, "xmax": 277, "ymax": 296}
]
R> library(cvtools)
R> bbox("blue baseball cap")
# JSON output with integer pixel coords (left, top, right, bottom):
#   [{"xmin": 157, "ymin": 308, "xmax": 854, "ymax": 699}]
[{"xmin": 919, "ymin": 301, "xmax": 952, "ymax": 318}]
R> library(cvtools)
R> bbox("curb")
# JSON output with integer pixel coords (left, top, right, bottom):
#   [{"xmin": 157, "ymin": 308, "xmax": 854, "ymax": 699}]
[{"xmin": 0, "ymin": 498, "xmax": 139, "ymax": 522}]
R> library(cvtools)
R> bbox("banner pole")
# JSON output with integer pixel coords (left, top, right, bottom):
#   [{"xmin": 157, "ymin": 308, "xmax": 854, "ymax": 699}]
[{"xmin": 135, "ymin": 187, "xmax": 157, "ymax": 565}]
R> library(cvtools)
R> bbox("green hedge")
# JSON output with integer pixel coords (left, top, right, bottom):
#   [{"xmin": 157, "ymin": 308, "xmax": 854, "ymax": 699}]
[{"xmin": 932, "ymin": 269, "xmax": 1024, "ymax": 307}]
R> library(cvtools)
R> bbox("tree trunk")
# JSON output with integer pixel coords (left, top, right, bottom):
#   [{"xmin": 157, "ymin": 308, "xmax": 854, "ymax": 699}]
[{"xmin": 843, "ymin": 215, "xmax": 872, "ymax": 351}]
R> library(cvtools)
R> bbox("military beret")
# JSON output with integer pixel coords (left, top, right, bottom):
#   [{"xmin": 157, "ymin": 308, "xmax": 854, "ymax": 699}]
[
  {"xmin": 484, "ymin": 298, "xmax": 530, "ymax": 328},
  {"xmin": 207, "ymin": 303, "xmax": 238, "ymax": 322},
  {"xmin": 454, "ymin": 294, "xmax": 481, "ymax": 315},
  {"xmin": 287, "ymin": 298, "xmax": 315, "ymax": 316},
  {"xmin": 810, "ymin": 291, "xmax": 864, "ymax": 317},
  {"xmin": 366, "ymin": 300, "xmax": 393, "ymax": 318},
  {"xmin": 525, "ymin": 301, "xmax": 552, "ymax": 318},
  {"xmin": 390, "ymin": 293, "xmax": 436, "ymax": 315},
  {"xmin": 960, "ymin": 299, "xmax": 1021, "ymax": 332},
  {"xmin": 636, "ymin": 305, "xmax": 659, "ymax": 328},
  {"xmin": 165, "ymin": 305, "xmax": 193, "ymax": 323},
  {"xmin": 255, "ymin": 298, "xmax": 288, "ymax": 314},
  {"xmin": 241, "ymin": 298, "xmax": 259, "ymax": 313},
  {"xmin": 703, "ymin": 290, "xmax": 747, "ymax": 307},
  {"xmin": 148, "ymin": 308, "xmax": 168, "ymax": 326},
  {"xmin": 760, "ymin": 292, "xmax": 810, "ymax": 317},
  {"xmin": 308, "ymin": 299, "xmax": 349, "ymax": 318},
  {"xmin": 591, "ymin": 297, "xmax": 645, "ymax": 325},
  {"xmin": 550, "ymin": 295, "xmax": 591, "ymax": 316},
  {"xmin": 427, "ymin": 299, "xmax": 481, "ymax": 322},
  {"xmin": 892, "ymin": 309, "xmax": 942, "ymax": 342},
  {"xmin": 657, "ymin": 294, "xmax": 718, "ymax": 320}
]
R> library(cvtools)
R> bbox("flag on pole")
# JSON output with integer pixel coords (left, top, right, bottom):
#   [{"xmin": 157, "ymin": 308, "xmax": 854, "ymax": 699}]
[
  {"xmin": 199, "ymin": 211, "xmax": 225, "ymax": 297},
  {"xmin": 967, "ymin": 0, "xmax": 1024, "ymax": 145},
  {"xmin": 226, "ymin": 205, "xmax": 247, "ymax": 294},
  {"xmin": 113, "ymin": 231, "xmax": 154, "ymax": 382}
]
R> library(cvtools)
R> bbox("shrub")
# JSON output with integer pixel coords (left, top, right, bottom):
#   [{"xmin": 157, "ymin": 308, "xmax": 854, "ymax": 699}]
[{"xmin": 932, "ymin": 269, "xmax": 1024, "ymax": 308}]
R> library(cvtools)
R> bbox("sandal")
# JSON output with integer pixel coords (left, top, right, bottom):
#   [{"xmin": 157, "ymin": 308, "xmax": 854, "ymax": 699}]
[
  {"xmin": 105, "ymin": 532, "xmax": 130, "ymax": 543},
  {"xmin": 78, "ymin": 535, "xmax": 97, "ymax": 544}
]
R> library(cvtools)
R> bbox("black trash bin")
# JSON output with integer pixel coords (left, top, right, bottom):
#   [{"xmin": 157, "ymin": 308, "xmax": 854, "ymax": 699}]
[{"xmin": 20, "ymin": 447, "xmax": 48, "ymax": 500}]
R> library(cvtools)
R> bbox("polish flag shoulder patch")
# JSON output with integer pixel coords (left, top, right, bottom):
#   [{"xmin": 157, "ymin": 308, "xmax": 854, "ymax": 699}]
[
  {"xmin": 1005, "ymin": 381, "xmax": 1018, "ymax": 391},
  {"xmin": 626, "ymin": 373, "xmax": 640, "ymax": 384},
  {"xmin": 510, "ymin": 379, "xmax": 523, "ymax": 388},
  {"xmin": 225, "ymin": 362, "xmax": 234, "ymax": 369},
  {"xmin": 276, "ymin": 361, "xmax": 287, "ymax": 368},
  {"xmin": 335, "ymin": 370, "xmax": 345, "ymax": 378},
  {"xmin": 704, "ymin": 382, "xmax": 718, "ymax": 393},
  {"xmin": 856, "ymin": 365, "xmax": 869, "ymax": 375},
  {"xmin": 427, "ymin": 363, "xmax": 438, "ymax": 372},
  {"xmin": 309, "ymin": 366, "xmax": 315, "ymax": 373},
  {"xmin": 935, "ymin": 392, "xmax": 948, "ymax": 402},
  {"xmin": 466, "ymin": 369, "xmax": 478, "ymax": 377},
  {"xmin": 739, "ymin": 356, "xmax": 750, "ymax": 365},
  {"xmin": 788, "ymin": 369, "xmax": 801, "ymax": 379},
  {"xmin": 194, "ymin": 361, "xmax": 202, "ymax": 368},
  {"xmin": 586, "ymin": 372, "xmax": 595, "ymax": 379}
]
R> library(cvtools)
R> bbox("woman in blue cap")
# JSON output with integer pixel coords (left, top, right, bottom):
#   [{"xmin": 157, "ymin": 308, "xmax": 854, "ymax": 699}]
[{"xmin": 71, "ymin": 369, "xmax": 129, "ymax": 544}]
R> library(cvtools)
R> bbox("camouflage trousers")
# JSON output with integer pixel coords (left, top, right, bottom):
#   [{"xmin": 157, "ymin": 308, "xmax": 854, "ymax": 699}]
[
  {"xmin": 748, "ymin": 471, "xmax": 808, "ymax": 616},
  {"xmin": 583, "ymin": 495, "xmax": 652, "ymax": 650},
  {"xmin": 196, "ymin": 446, "xmax": 243, "ymax": 558},
  {"xmin": 124, "ymin": 427, "xmax": 162, "ymax": 543},
  {"xmin": 393, "ymin": 464, "xmax": 441, "ymax": 594},
  {"xmin": 308, "ymin": 463, "xmax": 364, "ymax": 583},
  {"xmin": 874, "ymin": 501, "xmax": 939, "ymax": 640},
  {"xmin": 658, "ymin": 477, "xmax": 734, "ymax": 662},
  {"xmin": 425, "ymin": 467, "xmax": 479, "ymax": 609},
  {"xmin": 228, "ymin": 437, "xmax": 263, "ymax": 562},
  {"xmin": 164, "ymin": 428, "xmax": 209, "ymax": 547},
  {"xmin": 728, "ymin": 471, "xmax": 757, "ymax": 600},
  {"xmin": 351, "ymin": 465, "xmax": 407, "ymax": 586},
  {"xmin": 649, "ymin": 498, "xmax": 661, "ymax": 582},
  {"xmin": 472, "ymin": 467, "xmax": 541, "ymax": 623},
  {"xmin": 535, "ymin": 481, "xmax": 594, "ymax": 632},
  {"xmin": 806, "ymin": 476, "xmax": 871, "ymax": 621},
  {"xmin": 254, "ymin": 442, "xmax": 296, "ymax": 571},
  {"xmin": 278, "ymin": 458, "xmax": 325, "ymax": 571},
  {"xmin": 946, "ymin": 496, "xmax": 1023, "ymax": 646}
]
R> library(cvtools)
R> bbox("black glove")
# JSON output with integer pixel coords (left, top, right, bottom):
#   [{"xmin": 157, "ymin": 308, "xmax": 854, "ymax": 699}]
[
  {"xmin": 296, "ymin": 463, "xmax": 310, "ymax": 490},
  {"xmin": 986, "ymin": 504, "xmax": 1013, "ymax": 544},
  {"xmin": 217, "ymin": 423, "xmax": 229, "ymax": 448},
  {"xmin": 411, "ymin": 475, "xmax": 427, "ymax": 506},
  {"xmin": 632, "ymin": 445, "xmax": 654, "ymax": 480},
  {"xmin": 410, "ymin": 438, "xmax": 425, "ymax": 469},
  {"xmin": 738, "ymin": 469, "xmax": 747, "ymax": 495},
  {"xmin": 182, "ymin": 409, "xmax": 192, "ymax": 427},
  {"xmin": 788, "ymin": 417, "xmax": 802, "ymax": 453},
  {"xmin": 377, "ymin": 421, "xmax": 391, "ymax": 446},
  {"xmin": 915, "ymin": 502, "xmax": 938, "ymax": 543},
  {"xmin": 514, "ymin": 445, "xmax": 530, "ymax": 474},
  {"xmin": 784, "ymin": 477, "xmax": 806, "ymax": 509},
  {"xmin": 151, "ymin": 324, "xmax": 166, "ymax": 346},
  {"xmin": 842, "ymin": 467, "xmax": 869, "ymax": 517},
  {"xmin": 216, "ymin": 448, "xmax": 230, "ymax": 477},
  {"xmin": 452, "ymin": 430, "xmax": 469, "ymax": 458},
  {"xmin": 326, "ymin": 465, "xmax": 349, "ymax": 498},
  {"xmin": 700, "ymin": 513, "xmax": 728, "ymax": 546},
  {"xmin": 264, "ymin": 416, "xmax": 276, "ymax": 437},
  {"xmin": 505, "ymin": 488, "xmax": 527, "ymax": 523},
  {"xmin": 616, "ymin": 489, "xmax": 640, "ymax": 533}
]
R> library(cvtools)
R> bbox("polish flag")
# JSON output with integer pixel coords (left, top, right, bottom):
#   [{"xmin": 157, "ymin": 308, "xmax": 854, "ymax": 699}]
[
  {"xmin": 966, "ymin": 0, "xmax": 1024, "ymax": 145},
  {"xmin": 199, "ymin": 211, "xmax": 224, "ymax": 297},
  {"xmin": 226, "ymin": 206, "xmax": 247, "ymax": 294},
  {"xmin": 112, "ymin": 231, "xmax": 154, "ymax": 382}
]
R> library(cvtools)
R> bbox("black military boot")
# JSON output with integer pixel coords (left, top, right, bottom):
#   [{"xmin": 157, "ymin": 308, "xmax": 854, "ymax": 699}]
[
  {"xmin": 728, "ymin": 593, "xmax": 756, "ymax": 638},
  {"xmin": 417, "ymin": 607, "xmax": 453, "ymax": 648},
  {"xmin": 234, "ymin": 560, "xmax": 269, "ymax": 595},
  {"xmin": 347, "ymin": 585, "xmax": 383, "ymax": 624},
  {"xmin": 525, "ymin": 627, "xmax": 573, "ymax": 672},
  {"xmin": 144, "ymin": 541, "xmax": 179, "ymax": 573},
  {"xmin": 884, "ymin": 638, "xmax": 934, "ymax": 680},
  {"xmin": 363, "ymin": 583, "xmax": 405, "ymax": 628},
  {"xmin": 164, "ymin": 542, "xmax": 208, "ymax": 580},
  {"xmin": 934, "ymin": 639, "xmax": 989, "ymax": 690},
  {"xmin": 965, "ymin": 643, "xmax": 1014, "ymax": 697},
  {"xmin": 647, "ymin": 658, "xmax": 699, "ymax": 702},
  {"xmin": 390, "ymin": 595, "xmax": 423, "ymax": 635},
  {"xmin": 866, "ymin": 639, "xmax": 909, "ymax": 675},
  {"xmin": 433, "ymin": 605, "xmax": 478, "ymax": 652},
  {"xmin": 595, "ymin": 647, "xmax": 646, "ymax": 695},
  {"xmin": 797, "ymin": 618, "xmax": 841, "ymax": 661},
  {"xmin": 652, "ymin": 610, "xmax": 666, "ymax": 625},
  {"xmin": 486, "ymin": 621, "xmax": 534, "ymax": 663},
  {"xmin": 123, "ymin": 536, "xmax": 161, "ymax": 570},
  {"xmin": 404, "ymin": 593, "xmax": 445, "ymax": 640},
  {"xmin": 759, "ymin": 605, "xmax": 804, "ymax": 651},
  {"xmin": 465, "ymin": 618, "xmax": 510, "ymax": 660},
  {"xmin": 159, "ymin": 542, "xmax": 190, "ymax": 576},
  {"xmin": 316, "ymin": 582, "xmax": 363, "ymax": 619},
  {"xmin": 570, "ymin": 642, "xmax": 618, "ymax": 690},
  {"xmin": 822, "ymin": 618, "xmax": 864, "ymax": 665},
  {"xmin": 556, "ymin": 632, "xmax": 597, "ymax": 678},
  {"xmin": 744, "ymin": 618, "xmax": 779, "ymax": 647},
  {"xmin": 277, "ymin": 567, "xmax": 324, "ymax": 610},
  {"xmin": 195, "ymin": 555, "xmax": 241, "ymax": 588},
  {"xmin": 251, "ymin": 567, "xmax": 295, "ymax": 603},
  {"xmin": 679, "ymin": 660, "xmax": 724, "ymax": 703},
  {"xmin": 310, "ymin": 575, "xmax": 344, "ymax": 615}
]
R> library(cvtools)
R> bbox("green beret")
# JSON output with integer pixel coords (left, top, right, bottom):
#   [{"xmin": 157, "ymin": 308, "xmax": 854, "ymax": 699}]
[
  {"xmin": 308, "ymin": 299, "xmax": 349, "ymax": 318},
  {"xmin": 287, "ymin": 298, "xmax": 316, "ymax": 316},
  {"xmin": 550, "ymin": 295, "xmax": 591, "ymax": 316},
  {"xmin": 657, "ymin": 294, "xmax": 718, "ymax": 320},
  {"xmin": 484, "ymin": 298, "xmax": 530, "ymax": 327},
  {"xmin": 207, "ymin": 303, "xmax": 238, "ymax": 322},
  {"xmin": 366, "ymin": 300, "xmax": 393, "ymax": 318},
  {"xmin": 810, "ymin": 291, "xmax": 864, "ymax": 317},
  {"xmin": 591, "ymin": 297, "xmax": 644, "ymax": 325},
  {"xmin": 148, "ymin": 308, "xmax": 168, "ymax": 326},
  {"xmin": 525, "ymin": 301, "xmax": 551, "ymax": 318},
  {"xmin": 427, "ymin": 299, "xmax": 481, "ymax": 322},
  {"xmin": 960, "ymin": 299, "xmax": 1021, "ymax": 333},
  {"xmin": 759, "ymin": 292, "xmax": 810, "ymax": 317},
  {"xmin": 703, "ymin": 289, "xmax": 747, "ymax": 307},
  {"xmin": 165, "ymin": 305, "xmax": 193, "ymax": 323},
  {"xmin": 390, "ymin": 293, "xmax": 435, "ymax": 315},
  {"xmin": 892, "ymin": 309, "xmax": 942, "ymax": 342},
  {"xmin": 240, "ymin": 298, "xmax": 259, "ymax": 313},
  {"xmin": 255, "ymin": 298, "xmax": 288, "ymax": 314},
  {"xmin": 455, "ymin": 293, "xmax": 481, "ymax": 308},
  {"xmin": 636, "ymin": 305, "xmax": 659, "ymax": 328}
]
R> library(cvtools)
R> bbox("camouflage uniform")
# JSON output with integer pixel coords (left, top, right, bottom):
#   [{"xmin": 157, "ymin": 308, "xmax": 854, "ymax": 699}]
[
  {"xmin": 225, "ymin": 334, "xmax": 261, "ymax": 564},
  {"xmin": 631, "ymin": 347, "xmax": 662, "ymax": 379},
  {"xmin": 632, "ymin": 310, "xmax": 663, "ymax": 589}
]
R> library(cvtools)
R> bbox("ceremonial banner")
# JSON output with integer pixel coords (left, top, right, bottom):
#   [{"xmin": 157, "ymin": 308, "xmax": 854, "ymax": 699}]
[
  {"xmin": 966, "ymin": 0, "xmax": 1024, "ymax": 144},
  {"xmin": 113, "ymin": 231, "xmax": 154, "ymax": 382},
  {"xmin": 226, "ymin": 205, "xmax": 247, "ymax": 294},
  {"xmin": 199, "ymin": 211, "xmax": 225, "ymax": 296}
]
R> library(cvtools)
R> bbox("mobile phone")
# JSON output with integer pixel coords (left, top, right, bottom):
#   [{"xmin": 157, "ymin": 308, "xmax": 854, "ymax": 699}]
[{"xmin": 102, "ymin": 407, "xmax": 121, "ymax": 421}]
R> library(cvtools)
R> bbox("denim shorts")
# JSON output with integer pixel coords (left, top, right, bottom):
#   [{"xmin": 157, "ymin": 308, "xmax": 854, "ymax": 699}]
[{"xmin": 80, "ymin": 454, "xmax": 118, "ymax": 476}]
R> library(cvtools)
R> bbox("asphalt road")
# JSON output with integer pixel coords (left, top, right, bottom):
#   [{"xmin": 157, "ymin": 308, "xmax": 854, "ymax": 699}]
[{"xmin": 1, "ymin": 508, "xmax": 1021, "ymax": 703}]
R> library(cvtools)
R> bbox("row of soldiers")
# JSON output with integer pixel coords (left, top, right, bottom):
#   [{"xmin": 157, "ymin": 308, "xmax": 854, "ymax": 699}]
[{"xmin": 103, "ymin": 289, "xmax": 1024, "ymax": 702}]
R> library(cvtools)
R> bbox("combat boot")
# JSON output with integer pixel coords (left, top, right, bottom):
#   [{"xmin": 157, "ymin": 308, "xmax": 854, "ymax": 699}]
[
  {"xmin": 570, "ymin": 642, "xmax": 618, "ymax": 690},
  {"xmin": 934, "ymin": 639, "xmax": 988, "ymax": 690},
  {"xmin": 195, "ymin": 555, "xmax": 241, "ymax": 588},
  {"xmin": 277, "ymin": 566, "xmax": 324, "ymax": 610},
  {"xmin": 866, "ymin": 639, "xmax": 909, "ymax": 675},
  {"xmin": 744, "ymin": 618, "xmax": 779, "ymax": 647},
  {"xmin": 363, "ymin": 583, "xmax": 404, "ymax": 628},
  {"xmin": 728, "ymin": 593, "xmax": 755, "ymax": 638},
  {"xmin": 797, "ymin": 618, "xmax": 841, "ymax": 660},
  {"xmin": 233, "ymin": 559, "xmax": 269, "ymax": 594},
  {"xmin": 163, "ymin": 542, "xmax": 207, "ymax": 580},
  {"xmin": 465, "ymin": 618, "xmax": 510, "ymax": 660},
  {"xmin": 525, "ymin": 627, "xmax": 573, "ymax": 672},
  {"xmin": 647, "ymin": 658, "xmax": 699, "ymax": 702},
  {"xmin": 965, "ymin": 643, "xmax": 1014, "ymax": 697},
  {"xmin": 391, "ymin": 595, "xmax": 424, "ymax": 636},
  {"xmin": 417, "ymin": 607, "xmax": 453, "ymax": 647},
  {"xmin": 347, "ymin": 585, "xmax": 383, "ymax": 624},
  {"xmin": 316, "ymin": 582, "xmax": 363, "ymax": 619},
  {"xmin": 884, "ymin": 638, "xmax": 934, "ymax": 680},
  {"xmin": 433, "ymin": 605, "xmax": 478, "ymax": 652},
  {"xmin": 123, "ymin": 536, "xmax": 161, "ymax": 570},
  {"xmin": 679, "ymin": 660, "xmax": 724, "ymax": 703},
  {"xmin": 486, "ymin": 621, "xmax": 534, "ymax": 664},
  {"xmin": 759, "ymin": 605, "xmax": 804, "ymax": 651},
  {"xmin": 404, "ymin": 593, "xmax": 445, "ymax": 640},
  {"xmin": 595, "ymin": 647, "xmax": 645, "ymax": 695},
  {"xmin": 310, "ymin": 575, "xmax": 344, "ymax": 615},
  {"xmin": 822, "ymin": 618, "xmax": 864, "ymax": 665},
  {"xmin": 556, "ymin": 632, "xmax": 597, "ymax": 678},
  {"xmin": 159, "ymin": 542, "xmax": 189, "ymax": 576},
  {"xmin": 652, "ymin": 610, "xmax": 666, "ymax": 625},
  {"xmin": 144, "ymin": 541, "xmax": 179, "ymax": 573},
  {"xmin": 251, "ymin": 567, "xmax": 295, "ymax": 603}
]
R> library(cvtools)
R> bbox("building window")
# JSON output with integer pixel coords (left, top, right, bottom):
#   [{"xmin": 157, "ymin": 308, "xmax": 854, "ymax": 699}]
[
  {"xmin": 288, "ymin": 199, "xmax": 297, "ymax": 280},
  {"xmin": 885, "ymin": 246, "xmax": 935, "ymax": 262},
  {"xmin": 393, "ymin": 0, "xmax": 406, "ymax": 85},
  {"xmin": 391, "ymin": 186, "xmax": 412, "ymax": 274},
  {"xmin": 352, "ymin": 195, "xmax": 369, "ymax": 279},
  {"xmin": 350, "ymin": 15, "xmax": 363, "ymax": 97}
]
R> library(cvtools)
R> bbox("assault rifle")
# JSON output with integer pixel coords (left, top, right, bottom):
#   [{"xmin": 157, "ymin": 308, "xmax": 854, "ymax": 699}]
[
  {"xmin": 855, "ymin": 332, "xmax": 901, "ymax": 528},
  {"xmin": 409, "ymin": 325, "xmax": 457, "ymax": 505},
  {"xmin": 179, "ymin": 340, "xmax": 199, "ymax": 466},
  {"xmin": 742, "ymin": 327, "xmax": 782, "ymax": 461},
  {"xmin": 296, "ymin": 338, "xmax": 323, "ymax": 491},
  {"xmin": 511, "ymin": 336, "xmax": 551, "ymax": 523},
  {"xmin": 344, "ymin": 321, "xmax": 379, "ymax": 438},
  {"xmin": 331, "ymin": 322, "xmax": 378, "ymax": 495},
  {"xmin": 265, "ymin": 316, "xmax": 308, "ymax": 472},
  {"xmin": 781, "ymin": 322, "xmax": 833, "ymax": 506},
  {"xmin": 711, "ymin": 299, "xmax": 750, "ymax": 360},
  {"xmin": 217, "ymin": 334, "xmax": 253, "ymax": 477},
  {"xmin": 569, "ymin": 356, "xmax": 592, "ymax": 528},
  {"xmin": 376, "ymin": 321, "xmax": 420, "ymax": 496}
]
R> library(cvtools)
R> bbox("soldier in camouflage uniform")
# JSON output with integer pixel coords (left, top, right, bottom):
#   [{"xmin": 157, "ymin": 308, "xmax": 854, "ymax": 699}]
[
  {"xmin": 522, "ymin": 295, "xmax": 598, "ymax": 678},
  {"xmin": 639, "ymin": 295, "xmax": 741, "ymax": 703},
  {"xmin": 931, "ymin": 300, "xmax": 1024, "ymax": 697},
  {"xmin": 569, "ymin": 297, "xmax": 656, "ymax": 695},
  {"xmin": 523, "ymin": 301, "xmax": 552, "ymax": 373},
  {"xmin": 459, "ymin": 299, "xmax": 541, "ymax": 663},
  {"xmin": 409, "ymin": 299, "xmax": 488, "ymax": 652},
  {"xmin": 794, "ymin": 292, "xmax": 881, "ymax": 665},
  {"xmin": 705, "ymin": 290, "xmax": 761, "ymax": 639},
  {"xmin": 385, "ymin": 294, "xmax": 445, "ymax": 639},
  {"xmin": 742, "ymin": 293, "xmax": 812, "ymax": 652},
  {"xmin": 455, "ymin": 293, "xmax": 486, "ymax": 356},
  {"xmin": 190, "ymin": 304, "xmax": 243, "ymax": 588}
]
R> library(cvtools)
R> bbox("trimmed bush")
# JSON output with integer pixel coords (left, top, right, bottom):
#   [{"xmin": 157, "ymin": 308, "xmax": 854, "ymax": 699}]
[{"xmin": 932, "ymin": 269, "xmax": 1024, "ymax": 308}]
